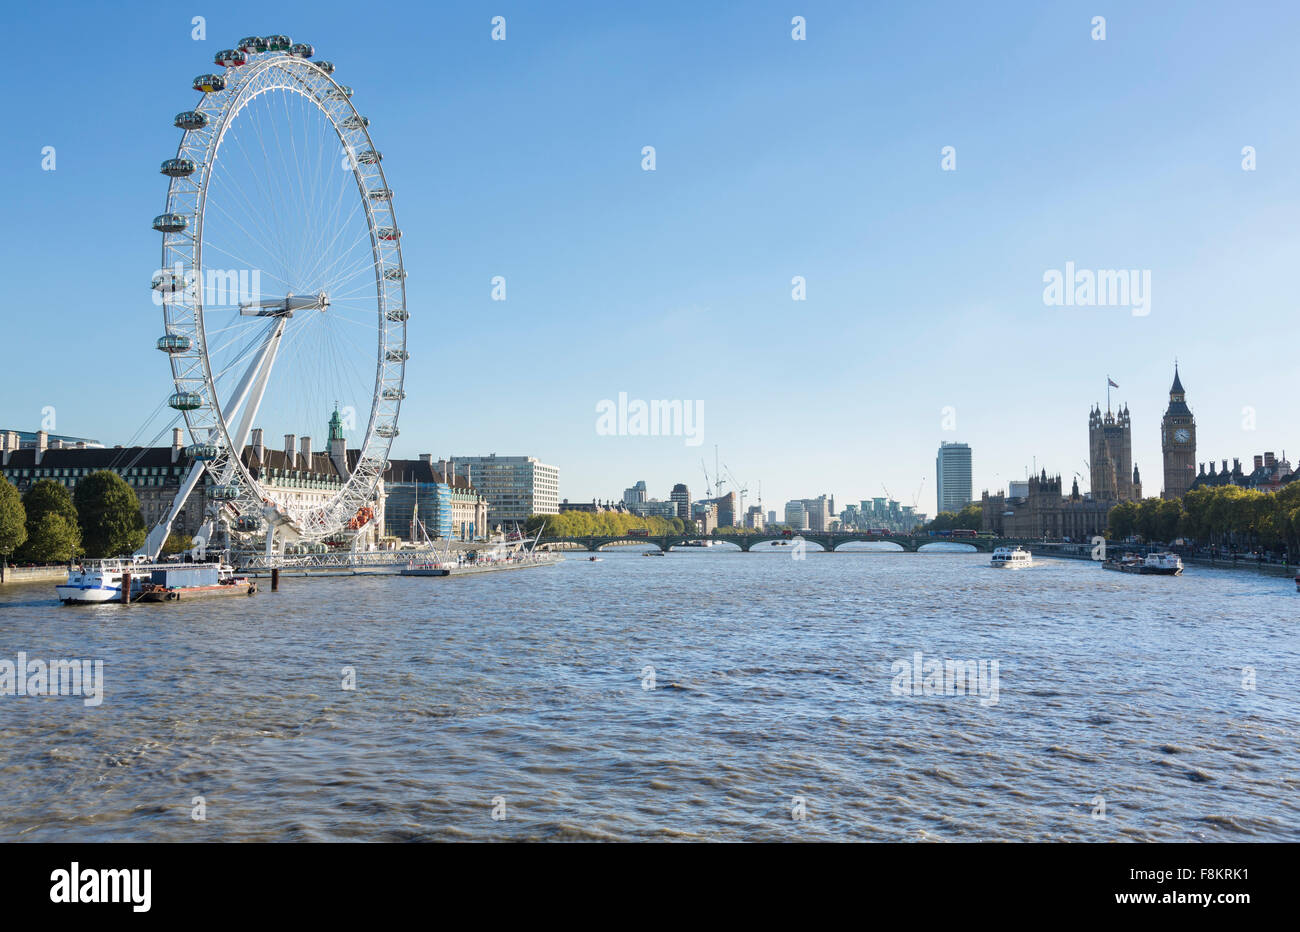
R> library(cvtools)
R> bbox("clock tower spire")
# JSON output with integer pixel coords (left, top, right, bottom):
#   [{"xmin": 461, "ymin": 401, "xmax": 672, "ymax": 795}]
[{"xmin": 1161, "ymin": 364, "xmax": 1196, "ymax": 499}]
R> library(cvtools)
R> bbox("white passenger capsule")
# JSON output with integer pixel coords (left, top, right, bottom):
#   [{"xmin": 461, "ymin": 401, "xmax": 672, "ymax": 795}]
[
  {"xmin": 153, "ymin": 213, "xmax": 188, "ymax": 233},
  {"xmin": 160, "ymin": 158, "xmax": 197, "ymax": 178},
  {"xmin": 193, "ymin": 74, "xmax": 227, "ymax": 93}
]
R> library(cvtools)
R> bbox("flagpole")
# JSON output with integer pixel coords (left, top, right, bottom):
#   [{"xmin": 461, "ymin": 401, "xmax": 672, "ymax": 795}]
[{"xmin": 1106, "ymin": 375, "xmax": 1110, "ymax": 414}]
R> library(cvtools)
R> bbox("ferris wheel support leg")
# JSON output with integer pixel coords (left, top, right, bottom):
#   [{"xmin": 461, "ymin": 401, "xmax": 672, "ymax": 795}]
[
  {"xmin": 214, "ymin": 317, "xmax": 289, "ymax": 487},
  {"xmin": 159, "ymin": 319, "xmax": 289, "ymax": 560},
  {"xmin": 135, "ymin": 460, "xmax": 208, "ymax": 561}
]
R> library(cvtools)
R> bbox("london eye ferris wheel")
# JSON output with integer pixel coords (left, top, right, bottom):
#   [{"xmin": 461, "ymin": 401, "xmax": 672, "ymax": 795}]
[{"xmin": 147, "ymin": 34, "xmax": 408, "ymax": 554}]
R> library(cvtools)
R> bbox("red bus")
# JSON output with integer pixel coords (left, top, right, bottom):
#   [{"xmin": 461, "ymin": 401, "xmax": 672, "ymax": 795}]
[
  {"xmin": 628, "ymin": 528, "xmax": 649, "ymax": 537},
  {"xmin": 951, "ymin": 528, "xmax": 977, "ymax": 538}
]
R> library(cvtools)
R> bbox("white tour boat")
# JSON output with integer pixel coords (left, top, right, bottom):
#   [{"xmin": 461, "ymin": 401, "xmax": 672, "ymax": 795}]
[
  {"xmin": 1138, "ymin": 552, "xmax": 1183, "ymax": 576},
  {"xmin": 990, "ymin": 546, "xmax": 1033, "ymax": 568},
  {"xmin": 56, "ymin": 560, "xmax": 134, "ymax": 604}
]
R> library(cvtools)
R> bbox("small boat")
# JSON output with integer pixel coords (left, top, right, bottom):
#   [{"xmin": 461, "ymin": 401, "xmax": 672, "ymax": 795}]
[
  {"xmin": 1295, "ymin": 572, "xmax": 1299, "ymax": 592},
  {"xmin": 400, "ymin": 564, "xmax": 451, "ymax": 577},
  {"xmin": 1138, "ymin": 552, "xmax": 1183, "ymax": 576},
  {"xmin": 990, "ymin": 546, "xmax": 1032, "ymax": 568},
  {"xmin": 642, "ymin": 551, "xmax": 664, "ymax": 557},
  {"xmin": 56, "ymin": 561, "xmax": 131, "ymax": 604},
  {"xmin": 588, "ymin": 556, "xmax": 602, "ymax": 562},
  {"xmin": 1102, "ymin": 552, "xmax": 1143, "ymax": 573},
  {"xmin": 57, "ymin": 558, "xmax": 255, "ymax": 603},
  {"xmin": 135, "ymin": 563, "xmax": 257, "ymax": 600}
]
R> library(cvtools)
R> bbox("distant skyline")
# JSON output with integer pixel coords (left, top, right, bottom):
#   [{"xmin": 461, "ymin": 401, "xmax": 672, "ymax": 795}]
[{"xmin": 2, "ymin": 1, "xmax": 1297, "ymax": 514}]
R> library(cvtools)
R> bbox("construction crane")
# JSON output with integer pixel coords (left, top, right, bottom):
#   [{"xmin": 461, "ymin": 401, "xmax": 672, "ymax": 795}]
[
  {"xmin": 723, "ymin": 462, "xmax": 748, "ymax": 515},
  {"xmin": 700, "ymin": 458, "xmax": 712, "ymax": 498}
]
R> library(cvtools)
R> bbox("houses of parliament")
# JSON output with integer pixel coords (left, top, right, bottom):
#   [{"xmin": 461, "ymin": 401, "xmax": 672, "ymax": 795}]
[{"xmin": 981, "ymin": 367, "xmax": 1195, "ymax": 538}]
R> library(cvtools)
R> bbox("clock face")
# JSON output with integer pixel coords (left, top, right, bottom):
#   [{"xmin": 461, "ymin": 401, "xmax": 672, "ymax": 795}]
[{"xmin": 1174, "ymin": 428, "xmax": 1191, "ymax": 444}]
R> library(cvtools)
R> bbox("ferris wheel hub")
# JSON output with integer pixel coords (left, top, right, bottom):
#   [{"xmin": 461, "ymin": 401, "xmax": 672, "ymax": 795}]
[{"xmin": 238, "ymin": 291, "xmax": 329, "ymax": 317}]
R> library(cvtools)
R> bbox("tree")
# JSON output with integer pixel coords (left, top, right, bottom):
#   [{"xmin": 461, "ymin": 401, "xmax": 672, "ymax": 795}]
[
  {"xmin": 0, "ymin": 477, "xmax": 26, "ymax": 559},
  {"xmin": 20, "ymin": 512, "xmax": 81, "ymax": 564},
  {"xmin": 161, "ymin": 532, "xmax": 193, "ymax": 556},
  {"xmin": 16, "ymin": 479, "xmax": 81, "ymax": 563},
  {"xmin": 1107, "ymin": 500, "xmax": 1138, "ymax": 540},
  {"xmin": 926, "ymin": 503, "xmax": 981, "ymax": 532},
  {"xmin": 73, "ymin": 471, "xmax": 146, "ymax": 558},
  {"xmin": 1156, "ymin": 498, "xmax": 1183, "ymax": 543},
  {"xmin": 953, "ymin": 502, "xmax": 983, "ymax": 531}
]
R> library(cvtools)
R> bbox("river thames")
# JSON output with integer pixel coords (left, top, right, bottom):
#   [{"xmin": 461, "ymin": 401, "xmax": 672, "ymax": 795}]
[{"xmin": 1, "ymin": 547, "xmax": 1296, "ymax": 841}]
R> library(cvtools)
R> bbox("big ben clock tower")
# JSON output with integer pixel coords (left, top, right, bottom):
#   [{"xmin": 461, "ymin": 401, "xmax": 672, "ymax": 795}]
[{"xmin": 1161, "ymin": 365, "xmax": 1196, "ymax": 499}]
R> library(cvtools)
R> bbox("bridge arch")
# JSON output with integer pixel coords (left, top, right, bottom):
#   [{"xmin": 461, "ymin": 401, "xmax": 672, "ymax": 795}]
[
  {"xmin": 916, "ymin": 541, "xmax": 978, "ymax": 553},
  {"xmin": 593, "ymin": 538, "xmax": 667, "ymax": 552},
  {"xmin": 831, "ymin": 539, "xmax": 907, "ymax": 552}
]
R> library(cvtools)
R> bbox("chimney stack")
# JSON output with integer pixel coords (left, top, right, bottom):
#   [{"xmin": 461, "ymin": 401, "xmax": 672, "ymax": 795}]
[
  {"xmin": 300, "ymin": 437, "xmax": 312, "ymax": 470},
  {"xmin": 1254, "ymin": 455, "xmax": 1264, "ymax": 470},
  {"xmin": 285, "ymin": 434, "xmax": 297, "ymax": 468},
  {"xmin": 172, "ymin": 427, "xmax": 184, "ymax": 463},
  {"xmin": 1, "ymin": 431, "xmax": 18, "ymax": 466},
  {"xmin": 1265, "ymin": 451, "xmax": 1276, "ymax": 467},
  {"xmin": 251, "ymin": 428, "xmax": 265, "ymax": 462},
  {"xmin": 418, "ymin": 453, "xmax": 432, "ymax": 464},
  {"xmin": 34, "ymin": 430, "xmax": 48, "ymax": 465},
  {"xmin": 465, "ymin": 465, "xmax": 472, "ymax": 489}
]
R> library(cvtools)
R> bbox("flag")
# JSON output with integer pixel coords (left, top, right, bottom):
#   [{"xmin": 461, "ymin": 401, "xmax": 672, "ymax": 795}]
[{"xmin": 1107, "ymin": 378, "xmax": 1119, "ymax": 388}]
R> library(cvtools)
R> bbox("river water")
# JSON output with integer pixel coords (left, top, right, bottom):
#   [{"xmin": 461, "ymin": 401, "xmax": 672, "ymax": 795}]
[{"xmin": 1, "ymin": 547, "xmax": 1296, "ymax": 841}]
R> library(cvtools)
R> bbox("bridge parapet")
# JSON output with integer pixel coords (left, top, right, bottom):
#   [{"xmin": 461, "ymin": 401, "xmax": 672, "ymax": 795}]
[{"xmin": 535, "ymin": 533, "xmax": 1005, "ymax": 552}]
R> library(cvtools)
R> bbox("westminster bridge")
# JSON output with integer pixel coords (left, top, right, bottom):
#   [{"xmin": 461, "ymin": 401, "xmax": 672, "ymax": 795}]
[{"xmin": 535, "ymin": 532, "xmax": 1068, "ymax": 554}]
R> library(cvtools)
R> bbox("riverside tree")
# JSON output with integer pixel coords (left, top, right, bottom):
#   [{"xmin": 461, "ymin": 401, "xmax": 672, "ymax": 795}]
[
  {"xmin": 1110, "ymin": 482, "xmax": 1300, "ymax": 554},
  {"xmin": 926, "ymin": 502, "xmax": 983, "ymax": 532},
  {"xmin": 73, "ymin": 471, "xmax": 147, "ymax": 558},
  {"xmin": 525, "ymin": 511, "xmax": 685, "ymax": 538},
  {"xmin": 16, "ymin": 479, "xmax": 82, "ymax": 564},
  {"xmin": 0, "ymin": 477, "xmax": 26, "ymax": 561}
]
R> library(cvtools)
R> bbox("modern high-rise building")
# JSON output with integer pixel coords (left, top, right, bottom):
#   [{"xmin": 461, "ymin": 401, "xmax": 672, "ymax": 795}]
[
  {"xmin": 767, "ymin": 510, "xmax": 777, "ymax": 526},
  {"xmin": 745, "ymin": 505, "xmax": 765, "ymax": 530},
  {"xmin": 627, "ymin": 499, "xmax": 678, "ymax": 519},
  {"xmin": 622, "ymin": 480, "xmax": 647, "ymax": 505},
  {"xmin": 1160, "ymin": 365, "xmax": 1196, "ymax": 500},
  {"xmin": 450, "ymin": 454, "xmax": 559, "ymax": 528},
  {"xmin": 706, "ymin": 491, "xmax": 738, "ymax": 527},
  {"xmin": 936, "ymin": 442, "xmax": 973, "ymax": 515},
  {"xmin": 801, "ymin": 495, "xmax": 832, "ymax": 531},
  {"xmin": 670, "ymin": 483, "xmax": 691, "ymax": 519},
  {"xmin": 784, "ymin": 500, "xmax": 808, "ymax": 530},
  {"xmin": 691, "ymin": 501, "xmax": 718, "ymax": 534},
  {"xmin": 1088, "ymin": 403, "xmax": 1138, "ymax": 502},
  {"xmin": 385, "ymin": 455, "xmax": 488, "ymax": 541}
]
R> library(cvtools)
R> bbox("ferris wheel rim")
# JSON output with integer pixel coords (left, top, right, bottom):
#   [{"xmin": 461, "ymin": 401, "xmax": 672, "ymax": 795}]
[{"xmin": 156, "ymin": 44, "xmax": 407, "ymax": 542}]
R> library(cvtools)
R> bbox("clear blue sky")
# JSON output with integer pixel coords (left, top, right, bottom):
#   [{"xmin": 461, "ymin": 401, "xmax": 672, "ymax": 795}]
[{"xmin": 2, "ymin": 0, "xmax": 1297, "ymax": 516}]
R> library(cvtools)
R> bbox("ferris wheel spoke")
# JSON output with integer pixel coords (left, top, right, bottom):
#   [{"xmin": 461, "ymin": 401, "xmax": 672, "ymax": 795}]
[
  {"xmin": 223, "ymin": 120, "xmax": 294, "ymax": 281},
  {"xmin": 300, "ymin": 185, "xmax": 372, "ymax": 288}
]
